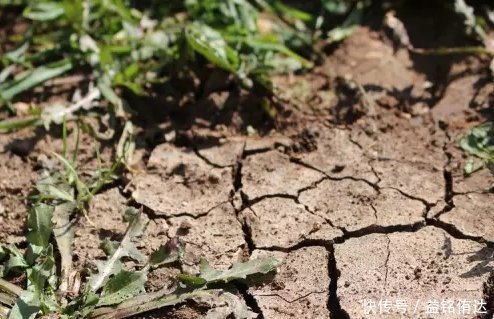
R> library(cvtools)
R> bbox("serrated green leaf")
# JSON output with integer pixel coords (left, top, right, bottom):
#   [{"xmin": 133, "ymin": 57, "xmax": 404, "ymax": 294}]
[
  {"xmin": 27, "ymin": 245, "xmax": 57, "ymax": 295},
  {"xmin": 24, "ymin": 245, "xmax": 43, "ymax": 267},
  {"xmin": 122, "ymin": 207, "xmax": 147, "ymax": 238},
  {"xmin": 64, "ymin": 289, "xmax": 99, "ymax": 318},
  {"xmin": 26, "ymin": 204, "xmax": 53, "ymax": 248},
  {"xmin": 100, "ymin": 239, "xmax": 118, "ymax": 257},
  {"xmin": 459, "ymin": 122, "xmax": 494, "ymax": 175},
  {"xmin": 8, "ymin": 291, "xmax": 39, "ymax": 319},
  {"xmin": 22, "ymin": 244, "xmax": 58, "ymax": 317},
  {"xmin": 459, "ymin": 122, "xmax": 494, "ymax": 159},
  {"xmin": 5, "ymin": 256, "xmax": 28, "ymax": 275},
  {"xmin": 0, "ymin": 60, "xmax": 72, "ymax": 101},
  {"xmin": 4, "ymin": 246, "xmax": 28, "ymax": 275},
  {"xmin": 36, "ymin": 173, "xmax": 74, "ymax": 202},
  {"xmin": 126, "ymin": 245, "xmax": 146, "ymax": 264},
  {"xmin": 149, "ymin": 237, "xmax": 181, "ymax": 268},
  {"xmin": 90, "ymin": 209, "xmax": 148, "ymax": 291},
  {"xmin": 90, "ymin": 256, "xmax": 280, "ymax": 318},
  {"xmin": 199, "ymin": 257, "xmax": 281, "ymax": 284},
  {"xmin": 98, "ymin": 270, "xmax": 146, "ymax": 307},
  {"xmin": 93, "ymin": 259, "xmax": 123, "ymax": 287}
]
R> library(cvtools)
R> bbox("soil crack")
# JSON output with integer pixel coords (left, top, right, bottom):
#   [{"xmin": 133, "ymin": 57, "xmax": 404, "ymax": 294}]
[
  {"xmin": 256, "ymin": 239, "xmax": 335, "ymax": 253},
  {"xmin": 235, "ymin": 281, "xmax": 265, "ymax": 319},
  {"xmin": 383, "ymin": 235, "xmax": 391, "ymax": 294},
  {"xmin": 334, "ymin": 222, "xmax": 425, "ymax": 243},
  {"xmin": 238, "ymin": 207, "xmax": 257, "ymax": 254},
  {"xmin": 192, "ymin": 148, "xmax": 229, "ymax": 168},
  {"xmin": 254, "ymin": 291, "xmax": 327, "ymax": 304},
  {"xmin": 240, "ymin": 191, "xmax": 299, "ymax": 208},
  {"xmin": 129, "ymin": 199, "xmax": 231, "ymax": 221},
  {"xmin": 370, "ymin": 203, "xmax": 379, "ymax": 224},
  {"xmin": 289, "ymin": 157, "xmax": 379, "ymax": 190},
  {"xmin": 381, "ymin": 186, "xmax": 432, "ymax": 207},
  {"xmin": 426, "ymin": 218, "xmax": 491, "ymax": 245},
  {"xmin": 328, "ymin": 244, "xmax": 350, "ymax": 319},
  {"xmin": 233, "ymin": 156, "xmax": 243, "ymax": 192},
  {"xmin": 257, "ymin": 242, "xmax": 345, "ymax": 319}
]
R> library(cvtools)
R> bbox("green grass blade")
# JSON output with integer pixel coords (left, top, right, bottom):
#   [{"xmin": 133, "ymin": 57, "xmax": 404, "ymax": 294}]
[
  {"xmin": 51, "ymin": 152, "xmax": 91, "ymax": 200},
  {"xmin": 243, "ymin": 37, "xmax": 313, "ymax": 68},
  {"xmin": 185, "ymin": 23, "xmax": 239, "ymax": 73},
  {"xmin": 0, "ymin": 60, "xmax": 72, "ymax": 101},
  {"xmin": 23, "ymin": 2, "xmax": 64, "ymax": 21},
  {"xmin": 0, "ymin": 116, "xmax": 40, "ymax": 132}
]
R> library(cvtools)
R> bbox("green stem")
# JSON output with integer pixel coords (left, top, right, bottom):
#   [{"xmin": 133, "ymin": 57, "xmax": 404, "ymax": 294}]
[
  {"xmin": 411, "ymin": 46, "xmax": 493, "ymax": 56},
  {"xmin": 85, "ymin": 159, "xmax": 122, "ymax": 200}
]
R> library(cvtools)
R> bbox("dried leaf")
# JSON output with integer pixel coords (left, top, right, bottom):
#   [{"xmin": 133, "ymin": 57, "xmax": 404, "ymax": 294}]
[
  {"xmin": 52, "ymin": 203, "xmax": 76, "ymax": 293},
  {"xmin": 202, "ymin": 291, "xmax": 256, "ymax": 319}
]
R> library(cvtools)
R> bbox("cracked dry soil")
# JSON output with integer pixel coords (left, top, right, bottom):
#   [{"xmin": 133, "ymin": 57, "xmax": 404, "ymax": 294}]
[{"xmin": 2, "ymin": 25, "xmax": 494, "ymax": 319}]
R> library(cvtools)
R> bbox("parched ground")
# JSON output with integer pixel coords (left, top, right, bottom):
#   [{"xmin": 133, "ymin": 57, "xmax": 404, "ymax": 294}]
[{"xmin": 2, "ymin": 24, "xmax": 494, "ymax": 319}]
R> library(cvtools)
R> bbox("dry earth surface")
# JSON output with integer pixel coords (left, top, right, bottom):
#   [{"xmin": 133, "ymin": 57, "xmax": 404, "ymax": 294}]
[{"xmin": 1, "ymin": 22, "xmax": 494, "ymax": 319}]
